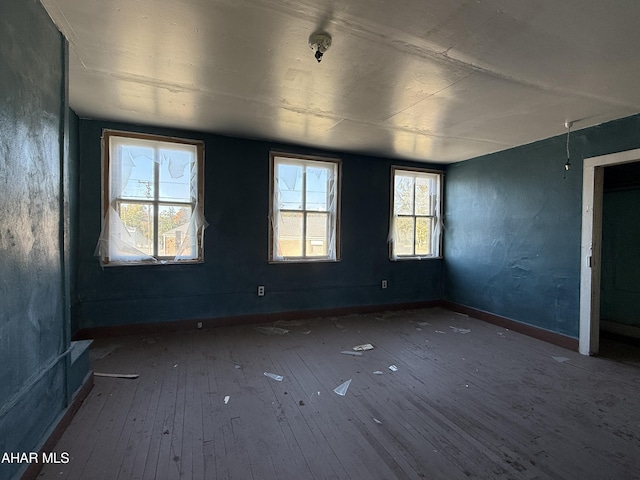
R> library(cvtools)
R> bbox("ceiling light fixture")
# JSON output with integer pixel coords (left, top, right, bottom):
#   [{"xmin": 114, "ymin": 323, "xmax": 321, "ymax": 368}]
[
  {"xmin": 564, "ymin": 121, "xmax": 573, "ymax": 172},
  {"xmin": 308, "ymin": 31, "xmax": 332, "ymax": 63}
]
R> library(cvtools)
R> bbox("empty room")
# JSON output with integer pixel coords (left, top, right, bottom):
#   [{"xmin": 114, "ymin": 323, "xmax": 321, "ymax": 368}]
[{"xmin": 2, "ymin": 0, "xmax": 639, "ymax": 479}]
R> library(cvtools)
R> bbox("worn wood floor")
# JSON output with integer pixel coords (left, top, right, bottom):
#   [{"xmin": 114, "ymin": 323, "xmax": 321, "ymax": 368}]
[{"xmin": 39, "ymin": 308, "xmax": 640, "ymax": 480}]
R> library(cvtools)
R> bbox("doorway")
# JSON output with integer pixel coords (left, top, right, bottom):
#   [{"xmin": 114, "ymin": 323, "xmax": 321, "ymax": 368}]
[{"xmin": 580, "ymin": 148, "xmax": 640, "ymax": 355}]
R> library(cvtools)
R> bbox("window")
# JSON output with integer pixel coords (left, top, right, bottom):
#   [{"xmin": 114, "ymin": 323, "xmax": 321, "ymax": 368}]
[
  {"xmin": 389, "ymin": 167, "xmax": 443, "ymax": 259},
  {"xmin": 97, "ymin": 130, "xmax": 206, "ymax": 265},
  {"xmin": 270, "ymin": 152, "xmax": 340, "ymax": 262}
]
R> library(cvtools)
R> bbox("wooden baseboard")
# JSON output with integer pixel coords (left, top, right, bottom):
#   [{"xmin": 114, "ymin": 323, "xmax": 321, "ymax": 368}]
[
  {"xmin": 21, "ymin": 372, "xmax": 94, "ymax": 480},
  {"xmin": 440, "ymin": 301, "xmax": 579, "ymax": 351},
  {"xmin": 73, "ymin": 300, "xmax": 441, "ymax": 340}
]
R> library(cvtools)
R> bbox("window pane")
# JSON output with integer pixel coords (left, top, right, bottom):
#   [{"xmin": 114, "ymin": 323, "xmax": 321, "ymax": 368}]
[
  {"xmin": 306, "ymin": 166, "xmax": 329, "ymax": 211},
  {"xmin": 118, "ymin": 145, "xmax": 155, "ymax": 200},
  {"xmin": 415, "ymin": 217, "xmax": 432, "ymax": 255},
  {"xmin": 277, "ymin": 163, "xmax": 303, "ymax": 210},
  {"xmin": 306, "ymin": 212, "xmax": 328, "ymax": 257},
  {"xmin": 159, "ymin": 147, "xmax": 193, "ymax": 202},
  {"xmin": 277, "ymin": 211, "xmax": 303, "ymax": 257},
  {"xmin": 158, "ymin": 205, "xmax": 193, "ymax": 257},
  {"xmin": 118, "ymin": 203, "xmax": 154, "ymax": 255},
  {"xmin": 415, "ymin": 176, "xmax": 433, "ymax": 215},
  {"xmin": 395, "ymin": 216, "xmax": 415, "ymax": 256},
  {"xmin": 394, "ymin": 175, "xmax": 414, "ymax": 215}
]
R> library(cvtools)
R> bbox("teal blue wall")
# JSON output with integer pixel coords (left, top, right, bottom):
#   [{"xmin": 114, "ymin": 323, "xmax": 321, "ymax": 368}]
[
  {"xmin": 75, "ymin": 120, "xmax": 443, "ymax": 329},
  {"xmin": 0, "ymin": 1, "xmax": 72, "ymax": 479},
  {"xmin": 601, "ymin": 187, "xmax": 640, "ymax": 326},
  {"xmin": 444, "ymin": 115, "xmax": 640, "ymax": 338}
]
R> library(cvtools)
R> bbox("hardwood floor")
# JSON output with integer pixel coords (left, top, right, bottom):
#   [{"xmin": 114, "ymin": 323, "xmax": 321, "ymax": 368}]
[{"xmin": 38, "ymin": 308, "xmax": 640, "ymax": 480}]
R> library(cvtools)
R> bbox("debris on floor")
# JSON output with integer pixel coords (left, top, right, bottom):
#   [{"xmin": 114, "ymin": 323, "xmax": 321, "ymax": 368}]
[
  {"xmin": 353, "ymin": 343, "xmax": 374, "ymax": 351},
  {"xmin": 417, "ymin": 321, "xmax": 431, "ymax": 326},
  {"xmin": 450, "ymin": 326, "xmax": 471, "ymax": 334},
  {"xmin": 224, "ymin": 396, "xmax": 230, "ymax": 404},
  {"xmin": 301, "ymin": 330, "xmax": 312, "ymax": 335},
  {"xmin": 372, "ymin": 371, "xmax": 384, "ymax": 375},
  {"xmin": 274, "ymin": 319, "xmax": 309, "ymax": 327},
  {"xmin": 333, "ymin": 379, "xmax": 352, "ymax": 396},
  {"xmin": 388, "ymin": 365, "xmax": 398, "ymax": 372},
  {"xmin": 256, "ymin": 326, "xmax": 289, "ymax": 335},
  {"xmin": 341, "ymin": 351, "xmax": 363, "ymax": 356},
  {"xmin": 435, "ymin": 330, "xmax": 446, "ymax": 334},
  {"xmin": 373, "ymin": 418, "xmax": 383, "ymax": 425},
  {"xmin": 94, "ymin": 372, "xmax": 139, "ymax": 379},
  {"xmin": 552, "ymin": 356, "xmax": 569, "ymax": 363},
  {"xmin": 264, "ymin": 372, "xmax": 284, "ymax": 381}
]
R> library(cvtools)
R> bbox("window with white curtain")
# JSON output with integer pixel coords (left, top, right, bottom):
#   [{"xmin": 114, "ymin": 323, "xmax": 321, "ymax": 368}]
[
  {"xmin": 270, "ymin": 152, "xmax": 341, "ymax": 262},
  {"xmin": 97, "ymin": 130, "xmax": 207, "ymax": 265},
  {"xmin": 389, "ymin": 167, "xmax": 443, "ymax": 260}
]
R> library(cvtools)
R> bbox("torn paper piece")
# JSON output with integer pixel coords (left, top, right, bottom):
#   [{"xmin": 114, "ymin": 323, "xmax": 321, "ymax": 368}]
[
  {"xmin": 552, "ymin": 356, "xmax": 569, "ymax": 363},
  {"xmin": 372, "ymin": 371, "xmax": 383, "ymax": 375},
  {"xmin": 353, "ymin": 343, "xmax": 374, "ymax": 351},
  {"xmin": 388, "ymin": 365, "xmax": 398, "ymax": 372},
  {"xmin": 450, "ymin": 326, "xmax": 471, "ymax": 334},
  {"xmin": 373, "ymin": 418, "xmax": 383, "ymax": 425},
  {"xmin": 274, "ymin": 319, "xmax": 309, "ymax": 327},
  {"xmin": 224, "ymin": 396, "xmax": 230, "ymax": 404},
  {"xmin": 256, "ymin": 326, "xmax": 289, "ymax": 335},
  {"xmin": 264, "ymin": 372, "xmax": 284, "ymax": 381},
  {"xmin": 333, "ymin": 379, "xmax": 352, "ymax": 396},
  {"xmin": 301, "ymin": 330, "xmax": 312, "ymax": 335},
  {"xmin": 341, "ymin": 351, "xmax": 363, "ymax": 356},
  {"xmin": 94, "ymin": 372, "xmax": 139, "ymax": 379},
  {"xmin": 435, "ymin": 330, "xmax": 446, "ymax": 334}
]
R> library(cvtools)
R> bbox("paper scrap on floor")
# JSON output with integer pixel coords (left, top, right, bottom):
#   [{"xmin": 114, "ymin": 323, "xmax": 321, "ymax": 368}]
[
  {"xmin": 450, "ymin": 326, "xmax": 471, "ymax": 334},
  {"xmin": 333, "ymin": 379, "xmax": 352, "ymax": 396},
  {"xmin": 256, "ymin": 326, "xmax": 289, "ymax": 335}
]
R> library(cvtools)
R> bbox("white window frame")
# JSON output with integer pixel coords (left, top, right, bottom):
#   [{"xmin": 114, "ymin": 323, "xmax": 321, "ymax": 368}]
[
  {"xmin": 389, "ymin": 166, "xmax": 443, "ymax": 260},
  {"xmin": 269, "ymin": 152, "xmax": 341, "ymax": 263},
  {"xmin": 97, "ymin": 130, "xmax": 206, "ymax": 266}
]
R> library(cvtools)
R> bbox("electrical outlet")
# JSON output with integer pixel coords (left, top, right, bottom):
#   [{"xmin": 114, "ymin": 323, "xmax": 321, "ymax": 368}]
[
  {"xmin": 381, "ymin": 280, "xmax": 388, "ymax": 289},
  {"xmin": 257, "ymin": 285, "xmax": 265, "ymax": 296}
]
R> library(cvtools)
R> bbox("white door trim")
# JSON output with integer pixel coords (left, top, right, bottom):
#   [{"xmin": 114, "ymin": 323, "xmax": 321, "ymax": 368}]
[{"xmin": 580, "ymin": 147, "xmax": 640, "ymax": 355}]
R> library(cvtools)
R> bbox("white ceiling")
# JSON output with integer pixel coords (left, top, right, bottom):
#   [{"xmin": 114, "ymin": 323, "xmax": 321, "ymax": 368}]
[{"xmin": 42, "ymin": 0, "xmax": 640, "ymax": 163}]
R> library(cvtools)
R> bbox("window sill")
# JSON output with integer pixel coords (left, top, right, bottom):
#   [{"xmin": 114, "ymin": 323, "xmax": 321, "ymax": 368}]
[
  {"xmin": 100, "ymin": 259, "xmax": 204, "ymax": 267},
  {"xmin": 269, "ymin": 258, "xmax": 341, "ymax": 265},
  {"xmin": 389, "ymin": 255, "xmax": 442, "ymax": 261}
]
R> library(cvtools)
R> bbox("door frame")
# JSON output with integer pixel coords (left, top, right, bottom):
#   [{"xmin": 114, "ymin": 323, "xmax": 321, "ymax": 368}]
[{"xmin": 580, "ymin": 147, "xmax": 640, "ymax": 354}]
